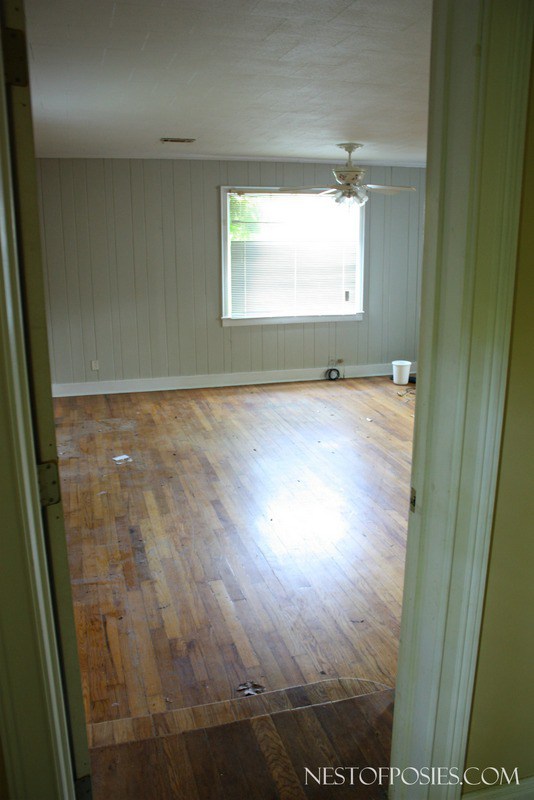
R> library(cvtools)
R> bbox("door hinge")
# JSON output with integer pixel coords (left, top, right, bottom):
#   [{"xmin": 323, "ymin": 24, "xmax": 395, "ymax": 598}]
[
  {"xmin": 410, "ymin": 486, "xmax": 416, "ymax": 513},
  {"xmin": 75, "ymin": 774, "xmax": 92, "ymax": 800},
  {"xmin": 2, "ymin": 27, "xmax": 29, "ymax": 87},
  {"xmin": 37, "ymin": 461, "xmax": 61, "ymax": 507}
]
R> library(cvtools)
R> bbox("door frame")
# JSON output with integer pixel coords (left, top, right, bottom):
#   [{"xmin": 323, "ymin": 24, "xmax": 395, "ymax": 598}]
[
  {"xmin": 1, "ymin": 0, "xmax": 90, "ymax": 783},
  {"xmin": 0, "ymin": 0, "xmax": 89, "ymax": 796},
  {"xmin": 0, "ymin": 26, "xmax": 76, "ymax": 800},
  {"xmin": 391, "ymin": 1, "xmax": 533, "ymax": 797}
]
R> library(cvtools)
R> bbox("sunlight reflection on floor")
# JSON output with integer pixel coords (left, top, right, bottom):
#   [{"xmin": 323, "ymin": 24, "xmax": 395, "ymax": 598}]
[{"xmin": 256, "ymin": 484, "xmax": 350, "ymax": 556}]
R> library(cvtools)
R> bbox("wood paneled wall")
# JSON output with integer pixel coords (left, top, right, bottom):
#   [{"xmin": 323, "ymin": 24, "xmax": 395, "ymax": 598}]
[{"xmin": 37, "ymin": 159, "xmax": 425, "ymax": 387}]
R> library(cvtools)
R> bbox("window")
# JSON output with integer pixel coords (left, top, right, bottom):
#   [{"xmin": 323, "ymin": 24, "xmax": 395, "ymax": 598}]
[{"xmin": 221, "ymin": 188, "xmax": 364, "ymax": 326}]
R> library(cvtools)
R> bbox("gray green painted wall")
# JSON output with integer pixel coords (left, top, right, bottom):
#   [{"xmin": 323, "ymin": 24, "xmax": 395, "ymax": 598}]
[
  {"xmin": 36, "ymin": 159, "xmax": 424, "ymax": 388},
  {"xmin": 465, "ymin": 54, "xmax": 534, "ymax": 786},
  {"xmin": 0, "ymin": 742, "xmax": 8, "ymax": 799}
]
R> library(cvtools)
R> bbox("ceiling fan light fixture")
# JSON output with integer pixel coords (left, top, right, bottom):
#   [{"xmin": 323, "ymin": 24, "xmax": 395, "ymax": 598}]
[
  {"xmin": 335, "ymin": 185, "xmax": 369, "ymax": 206},
  {"xmin": 277, "ymin": 143, "xmax": 414, "ymax": 203},
  {"xmin": 332, "ymin": 143, "xmax": 369, "ymax": 204},
  {"xmin": 332, "ymin": 167, "xmax": 366, "ymax": 185}
]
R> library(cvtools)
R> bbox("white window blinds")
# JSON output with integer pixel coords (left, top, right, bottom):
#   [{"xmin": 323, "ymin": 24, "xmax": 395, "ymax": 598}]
[{"xmin": 222, "ymin": 191, "xmax": 363, "ymax": 323}]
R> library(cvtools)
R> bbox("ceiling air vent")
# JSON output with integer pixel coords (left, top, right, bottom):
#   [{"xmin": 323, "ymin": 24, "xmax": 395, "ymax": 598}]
[{"xmin": 160, "ymin": 137, "xmax": 196, "ymax": 143}]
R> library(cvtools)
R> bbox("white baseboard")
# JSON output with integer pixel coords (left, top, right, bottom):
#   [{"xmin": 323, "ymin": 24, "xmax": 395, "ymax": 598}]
[
  {"xmin": 52, "ymin": 362, "xmax": 415, "ymax": 397},
  {"xmin": 465, "ymin": 776, "xmax": 534, "ymax": 800}
]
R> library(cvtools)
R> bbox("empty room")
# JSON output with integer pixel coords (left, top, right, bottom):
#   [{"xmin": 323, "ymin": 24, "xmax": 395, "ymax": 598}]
[
  {"xmin": 18, "ymin": 0, "xmax": 429, "ymax": 795},
  {"xmin": 3, "ymin": 1, "xmax": 534, "ymax": 799}
]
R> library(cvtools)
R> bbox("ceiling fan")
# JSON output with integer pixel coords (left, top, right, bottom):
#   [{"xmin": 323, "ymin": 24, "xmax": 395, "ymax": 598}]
[{"xmin": 281, "ymin": 143, "xmax": 416, "ymax": 206}]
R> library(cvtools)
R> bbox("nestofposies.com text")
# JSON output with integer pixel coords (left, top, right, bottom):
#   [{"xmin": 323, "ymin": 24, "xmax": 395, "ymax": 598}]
[{"xmin": 304, "ymin": 766, "xmax": 520, "ymax": 788}]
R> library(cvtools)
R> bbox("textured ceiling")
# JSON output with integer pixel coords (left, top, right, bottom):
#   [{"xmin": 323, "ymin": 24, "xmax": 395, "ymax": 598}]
[{"xmin": 25, "ymin": 0, "xmax": 432, "ymax": 165}]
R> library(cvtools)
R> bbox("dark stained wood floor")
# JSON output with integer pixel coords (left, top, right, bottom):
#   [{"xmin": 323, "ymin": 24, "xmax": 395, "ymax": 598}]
[
  {"xmin": 91, "ymin": 688, "xmax": 394, "ymax": 800},
  {"xmin": 54, "ymin": 377, "xmax": 414, "ymax": 745}
]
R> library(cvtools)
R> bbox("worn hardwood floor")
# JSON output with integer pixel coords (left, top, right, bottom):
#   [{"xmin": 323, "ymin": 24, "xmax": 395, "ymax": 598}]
[
  {"xmin": 88, "ymin": 677, "xmax": 386, "ymax": 748},
  {"xmin": 91, "ymin": 688, "xmax": 394, "ymax": 800},
  {"xmin": 55, "ymin": 377, "xmax": 414, "ymax": 742}
]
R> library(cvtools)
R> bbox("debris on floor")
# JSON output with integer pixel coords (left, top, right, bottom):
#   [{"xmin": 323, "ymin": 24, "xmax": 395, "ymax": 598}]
[
  {"xmin": 236, "ymin": 681, "xmax": 265, "ymax": 696},
  {"xmin": 112, "ymin": 454, "xmax": 132, "ymax": 464},
  {"xmin": 397, "ymin": 389, "xmax": 416, "ymax": 399}
]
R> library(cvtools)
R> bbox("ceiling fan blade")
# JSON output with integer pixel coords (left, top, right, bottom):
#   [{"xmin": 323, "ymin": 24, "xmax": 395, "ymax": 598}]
[
  {"xmin": 319, "ymin": 188, "xmax": 337, "ymax": 195},
  {"xmin": 366, "ymin": 184, "xmax": 416, "ymax": 195}
]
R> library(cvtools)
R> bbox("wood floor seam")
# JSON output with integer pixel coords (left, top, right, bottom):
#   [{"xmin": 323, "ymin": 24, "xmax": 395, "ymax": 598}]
[{"xmin": 88, "ymin": 680, "xmax": 394, "ymax": 748}]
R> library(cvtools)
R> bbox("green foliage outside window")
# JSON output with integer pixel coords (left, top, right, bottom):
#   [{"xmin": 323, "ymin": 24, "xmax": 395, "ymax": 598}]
[{"xmin": 229, "ymin": 194, "xmax": 261, "ymax": 241}]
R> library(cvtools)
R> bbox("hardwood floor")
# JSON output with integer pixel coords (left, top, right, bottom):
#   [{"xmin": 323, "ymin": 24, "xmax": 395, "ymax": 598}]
[
  {"xmin": 91, "ymin": 688, "xmax": 394, "ymax": 800},
  {"xmin": 87, "ymin": 677, "xmax": 386, "ymax": 748},
  {"xmin": 54, "ymin": 377, "xmax": 414, "ymax": 742}
]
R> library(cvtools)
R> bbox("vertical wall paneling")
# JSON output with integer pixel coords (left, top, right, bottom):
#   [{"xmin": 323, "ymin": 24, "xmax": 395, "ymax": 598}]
[
  {"xmin": 160, "ymin": 158, "xmax": 180, "ymax": 377},
  {"xmin": 260, "ymin": 322, "xmax": 277, "ymax": 372},
  {"xmin": 38, "ymin": 160, "xmax": 73, "ymax": 383},
  {"xmin": 366, "ymin": 166, "xmax": 386, "ymax": 366},
  {"xmin": 72, "ymin": 160, "xmax": 99, "ymax": 382},
  {"xmin": 388, "ymin": 166, "xmax": 410, "ymax": 359},
  {"xmin": 189, "ymin": 160, "xmax": 209, "ymax": 374},
  {"xmin": 111, "ymin": 160, "xmax": 140, "ymax": 379},
  {"xmin": 380, "ymin": 167, "xmax": 393, "ymax": 362},
  {"xmin": 406, "ymin": 168, "xmax": 424, "ymax": 362},
  {"xmin": 35, "ymin": 169, "xmax": 56, "ymax": 379},
  {"xmin": 313, "ymin": 322, "xmax": 330, "ymax": 369},
  {"xmin": 302, "ymin": 323, "xmax": 315, "ymax": 369},
  {"xmin": 414, "ymin": 168, "xmax": 424, "ymax": 353},
  {"xmin": 130, "ymin": 160, "xmax": 152, "ymax": 377},
  {"xmin": 143, "ymin": 160, "xmax": 169, "ymax": 379},
  {"xmin": 86, "ymin": 159, "xmax": 116, "ymax": 381},
  {"xmin": 38, "ymin": 158, "xmax": 425, "ymax": 388},
  {"xmin": 104, "ymin": 161, "xmax": 124, "ymax": 381},
  {"xmin": 172, "ymin": 160, "xmax": 196, "ymax": 376}
]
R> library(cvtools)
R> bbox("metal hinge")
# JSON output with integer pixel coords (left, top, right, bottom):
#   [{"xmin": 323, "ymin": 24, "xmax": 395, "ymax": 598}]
[
  {"xmin": 37, "ymin": 461, "xmax": 61, "ymax": 507},
  {"xmin": 410, "ymin": 486, "xmax": 416, "ymax": 513},
  {"xmin": 2, "ymin": 27, "xmax": 29, "ymax": 87},
  {"xmin": 75, "ymin": 774, "xmax": 92, "ymax": 800}
]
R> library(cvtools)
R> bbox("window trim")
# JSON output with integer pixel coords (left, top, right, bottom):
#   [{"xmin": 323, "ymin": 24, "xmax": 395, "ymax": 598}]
[
  {"xmin": 222, "ymin": 313, "xmax": 364, "ymax": 327},
  {"xmin": 220, "ymin": 186, "xmax": 365, "ymax": 326}
]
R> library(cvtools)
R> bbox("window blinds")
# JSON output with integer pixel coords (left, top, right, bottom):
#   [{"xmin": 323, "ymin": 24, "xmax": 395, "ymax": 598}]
[{"xmin": 226, "ymin": 192, "xmax": 362, "ymax": 320}]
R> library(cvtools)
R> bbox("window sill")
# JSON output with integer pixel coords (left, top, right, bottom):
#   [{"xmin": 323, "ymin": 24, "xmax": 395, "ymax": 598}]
[{"xmin": 221, "ymin": 313, "xmax": 364, "ymax": 327}]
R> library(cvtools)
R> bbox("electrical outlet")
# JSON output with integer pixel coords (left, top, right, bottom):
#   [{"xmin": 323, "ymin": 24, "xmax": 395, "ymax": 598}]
[
  {"xmin": 90, "ymin": 359, "xmax": 99, "ymax": 371},
  {"xmin": 336, "ymin": 358, "xmax": 344, "ymax": 365}
]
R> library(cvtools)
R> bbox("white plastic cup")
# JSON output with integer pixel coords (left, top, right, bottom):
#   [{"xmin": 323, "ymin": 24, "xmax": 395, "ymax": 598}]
[{"xmin": 392, "ymin": 360, "xmax": 411, "ymax": 385}]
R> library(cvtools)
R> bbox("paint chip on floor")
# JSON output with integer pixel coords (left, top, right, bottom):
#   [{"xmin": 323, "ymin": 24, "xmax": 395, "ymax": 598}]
[{"xmin": 112, "ymin": 454, "xmax": 132, "ymax": 464}]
